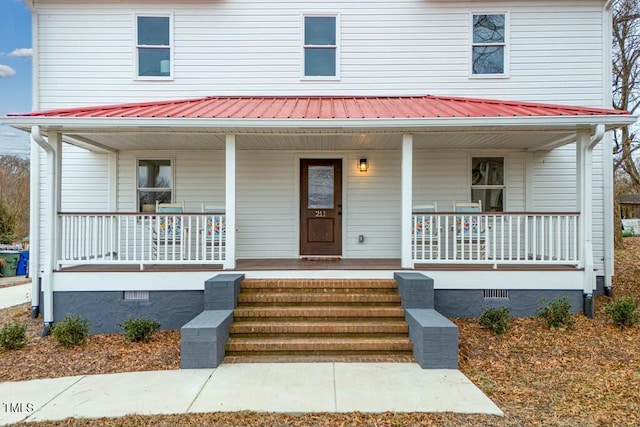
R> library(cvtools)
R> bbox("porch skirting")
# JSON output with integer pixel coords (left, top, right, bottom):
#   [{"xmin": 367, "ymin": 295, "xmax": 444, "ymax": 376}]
[
  {"xmin": 42, "ymin": 290, "xmax": 204, "ymax": 334},
  {"xmin": 43, "ymin": 287, "xmax": 585, "ymax": 334},
  {"xmin": 434, "ymin": 289, "xmax": 584, "ymax": 317}
]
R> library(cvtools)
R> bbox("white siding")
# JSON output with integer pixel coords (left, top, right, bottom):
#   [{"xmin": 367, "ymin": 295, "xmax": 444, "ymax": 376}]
[
  {"xmin": 36, "ymin": 0, "xmax": 605, "ymax": 109},
  {"xmin": 345, "ymin": 151, "xmax": 401, "ymax": 258},
  {"xmin": 236, "ymin": 151, "xmax": 297, "ymax": 258},
  {"xmin": 413, "ymin": 150, "xmax": 526, "ymax": 212},
  {"xmin": 531, "ymin": 143, "xmax": 605, "ymax": 271},
  {"xmin": 117, "ymin": 150, "xmax": 225, "ymax": 211},
  {"xmin": 61, "ymin": 145, "xmax": 110, "ymax": 212}
]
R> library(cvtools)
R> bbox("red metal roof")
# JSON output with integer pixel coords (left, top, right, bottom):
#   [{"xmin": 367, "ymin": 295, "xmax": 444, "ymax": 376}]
[{"xmin": 9, "ymin": 95, "xmax": 630, "ymax": 119}]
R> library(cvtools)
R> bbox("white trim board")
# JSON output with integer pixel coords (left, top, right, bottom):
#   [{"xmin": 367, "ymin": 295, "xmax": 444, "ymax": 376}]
[{"xmin": 51, "ymin": 269, "xmax": 583, "ymax": 292}]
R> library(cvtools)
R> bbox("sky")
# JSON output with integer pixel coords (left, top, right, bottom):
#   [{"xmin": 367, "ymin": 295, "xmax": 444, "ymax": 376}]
[{"xmin": 0, "ymin": 0, "xmax": 32, "ymax": 158}]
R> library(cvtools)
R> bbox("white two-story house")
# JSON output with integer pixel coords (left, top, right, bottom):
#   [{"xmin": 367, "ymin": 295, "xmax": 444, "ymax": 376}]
[{"xmin": 1, "ymin": 0, "xmax": 636, "ymax": 342}]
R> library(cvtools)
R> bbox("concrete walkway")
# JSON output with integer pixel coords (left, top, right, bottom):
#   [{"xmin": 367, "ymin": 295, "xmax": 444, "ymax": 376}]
[
  {"xmin": 0, "ymin": 279, "xmax": 30, "ymax": 309},
  {"xmin": 0, "ymin": 364, "xmax": 503, "ymax": 425}
]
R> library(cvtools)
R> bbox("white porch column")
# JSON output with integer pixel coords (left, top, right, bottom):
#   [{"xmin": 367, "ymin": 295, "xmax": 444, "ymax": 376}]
[
  {"xmin": 224, "ymin": 134, "xmax": 236, "ymax": 269},
  {"xmin": 108, "ymin": 152, "xmax": 118, "ymax": 211},
  {"xmin": 401, "ymin": 134, "xmax": 413, "ymax": 268},
  {"xmin": 576, "ymin": 130, "xmax": 595, "ymax": 293},
  {"xmin": 43, "ymin": 131, "xmax": 62, "ymax": 324}
]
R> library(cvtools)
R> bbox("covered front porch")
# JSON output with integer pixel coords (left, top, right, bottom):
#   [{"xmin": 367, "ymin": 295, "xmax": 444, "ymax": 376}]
[{"xmin": 2, "ymin": 95, "xmax": 635, "ymax": 325}]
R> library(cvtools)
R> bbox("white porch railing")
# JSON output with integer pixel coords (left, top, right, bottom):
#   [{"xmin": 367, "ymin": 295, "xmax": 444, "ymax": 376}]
[
  {"xmin": 58, "ymin": 213, "xmax": 226, "ymax": 265},
  {"xmin": 412, "ymin": 212, "xmax": 579, "ymax": 264}
]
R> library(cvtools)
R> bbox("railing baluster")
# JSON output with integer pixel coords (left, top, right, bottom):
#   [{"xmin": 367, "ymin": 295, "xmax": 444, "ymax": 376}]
[{"xmin": 515, "ymin": 215, "xmax": 520, "ymax": 261}]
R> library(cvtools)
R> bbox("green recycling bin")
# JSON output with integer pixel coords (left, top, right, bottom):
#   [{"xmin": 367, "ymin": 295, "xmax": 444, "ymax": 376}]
[{"xmin": 0, "ymin": 251, "xmax": 20, "ymax": 277}]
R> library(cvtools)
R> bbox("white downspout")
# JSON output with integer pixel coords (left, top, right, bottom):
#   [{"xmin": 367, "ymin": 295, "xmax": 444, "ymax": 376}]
[
  {"xmin": 602, "ymin": 0, "xmax": 615, "ymax": 294},
  {"xmin": 28, "ymin": 9, "xmax": 49, "ymax": 319},
  {"xmin": 590, "ymin": 125, "xmax": 605, "ymax": 150}
]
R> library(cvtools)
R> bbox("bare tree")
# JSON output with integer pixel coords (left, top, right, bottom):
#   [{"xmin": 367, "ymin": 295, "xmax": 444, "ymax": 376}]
[
  {"xmin": 0, "ymin": 156, "xmax": 30, "ymax": 243},
  {"xmin": 612, "ymin": 0, "xmax": 640, "ymax": 185},
  {"xmin": 612, "ymin": 0, "xmax": 640, "ymax": 249}
]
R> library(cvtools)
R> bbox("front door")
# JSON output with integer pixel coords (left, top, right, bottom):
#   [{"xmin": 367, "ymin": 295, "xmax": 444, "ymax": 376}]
[{"xmin": 300, "ymin": 159, "xmax": 342, "ymax": 256}]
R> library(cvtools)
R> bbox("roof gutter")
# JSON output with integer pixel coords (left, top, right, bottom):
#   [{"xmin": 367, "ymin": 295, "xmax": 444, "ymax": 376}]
[{"xmin": 2, "ymin": 115, "xmax": 637, "ymax": 132}]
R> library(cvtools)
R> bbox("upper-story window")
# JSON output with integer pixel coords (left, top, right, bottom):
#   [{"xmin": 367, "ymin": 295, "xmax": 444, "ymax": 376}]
[
  {"xmin": 136, "ymin": 15, "xmax": 172, "ymax": 79},
  {"xmin": 303, "ymin": 15, "xmax": 339, "ymax": 79},
  {"xmin": 471, "ymin": 13, "xmax": 508, "ymax": 76}
]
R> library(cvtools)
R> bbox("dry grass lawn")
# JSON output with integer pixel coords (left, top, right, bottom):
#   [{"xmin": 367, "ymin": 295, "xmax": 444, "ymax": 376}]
[{"xmin": 2, "ymin": 238, "xmax": 640, "ymax": 427}]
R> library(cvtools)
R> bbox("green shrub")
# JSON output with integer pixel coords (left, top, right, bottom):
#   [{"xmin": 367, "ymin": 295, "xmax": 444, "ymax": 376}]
[
  {"xmin": 480, "ymin": 307, "xmax": 511, "ymax": 335},
  {"xmin": 51, "ymin": 315, "xmax": 90, "ymax": 346},
  {"xmin": 537, "ymin": 297, "xmax": 575, "ymax": 329},
  {"xmin": 604, "ymin": 297, "xmax": 639, "ymax": 328},
  {"xmin": 118, "ymin": 317, "xmax": 161, "ymax": 342},
  {"xmin": 0, "ymin": 321, "xmax": 27, "ymax": 350}
]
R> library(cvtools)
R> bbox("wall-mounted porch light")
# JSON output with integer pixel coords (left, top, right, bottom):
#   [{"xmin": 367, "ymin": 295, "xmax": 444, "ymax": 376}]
[{"xmin": 358, "ymin": 158, "xmax": 368, "ymax": 172}]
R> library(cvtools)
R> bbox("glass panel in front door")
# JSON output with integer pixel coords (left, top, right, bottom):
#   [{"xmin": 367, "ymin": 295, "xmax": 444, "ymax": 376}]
[{"xmin": 308, "ymin": 166, "xmax": 334, "ymax": 209}]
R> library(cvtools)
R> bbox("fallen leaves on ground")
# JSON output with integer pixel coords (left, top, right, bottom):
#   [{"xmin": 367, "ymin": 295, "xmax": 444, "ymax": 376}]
[{"xmin": 3, "ymin": 238, "xmax": 640, "ymax": 427}]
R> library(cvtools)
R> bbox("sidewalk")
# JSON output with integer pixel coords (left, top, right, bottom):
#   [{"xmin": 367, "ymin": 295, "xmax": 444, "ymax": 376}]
[
  {"xmin": 0, "ymin": 364, "xmax": 503, "ymax": 425},
  {"xmin": 0, "ymin": 275, "xmax": 29, "ymax": 289},
  {"xmin": 0, "ymin": 278, "xmax": 30, "ymax": 309}
]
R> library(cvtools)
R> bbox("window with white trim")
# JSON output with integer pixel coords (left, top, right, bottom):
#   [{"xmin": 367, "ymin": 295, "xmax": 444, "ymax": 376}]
[
  {"xmin": 471, "ymin": 157, "xmax": 505, "ymax": 212},
  {"xmin": 303, "ymin": 15, "xmax": 338, "ymax": 77},
  {"xmin": 136, "ymin": 15, "xmax": 172, "ymax": 78},
  {"xmin": 471, "ymin": 14, "xmax": 507, "ymax": 75},
  {"xmin": 138, "ymin": 159, "xmax": 173, "ymax": 212}
]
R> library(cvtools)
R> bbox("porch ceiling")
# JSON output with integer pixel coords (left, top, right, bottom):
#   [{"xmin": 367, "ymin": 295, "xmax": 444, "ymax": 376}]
[{"xmin": 61, "ymin": 129, "xmax": 574, "ymax": 152}]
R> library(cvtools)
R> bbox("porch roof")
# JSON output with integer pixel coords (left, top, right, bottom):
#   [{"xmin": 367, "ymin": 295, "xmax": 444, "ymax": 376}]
[
  {"xmin": 6, "ymin": 95, "xmax": 632, "ymax": 121},
  {"xmin": 2, "ymin": 95, "xmax": 636, "ymax": 152}
]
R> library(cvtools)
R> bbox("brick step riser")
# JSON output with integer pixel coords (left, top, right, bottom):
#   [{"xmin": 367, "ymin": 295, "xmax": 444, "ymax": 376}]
[
  {"xmin": 238, "ymin": 295, "xmax": 401, "ymax": 304},
  {"xmin": 232, "ymin": 317, "xmax": 404, "ymax": 325},
  {"xmin": 240, "ymin": 288, "xmax": 398, "ymax": 295},
  {"xmin": 232, "ymin": 332, "xmax": 407, "ymax": 343},
  {"xmin": 224, "ymin": 355, "xmax": 415, "ymax": 363},
  {"xmin": 226, "ymin": 342, "xmax": 413, "ymax": 352},
  {"xmin": 230, "ymin": 325, "xmax": 409, "ymax": 335},
  {"xmin": 234, "ymin": 308, "xmax": 405, "ymax": 317},
  {"xmin": 234, "ymin": 315, "xmax": 406, "ymax": 321},
  {"xmin": 241, "ymin": 281, "xmax": 397, "ymax": 290},
  {"xmin": 225, "ymin": 351, "xmax": 415, "ymax": 359},
  {"xmin": 236, "ymin": 303, "xmax": 402, "ymax": 308}
]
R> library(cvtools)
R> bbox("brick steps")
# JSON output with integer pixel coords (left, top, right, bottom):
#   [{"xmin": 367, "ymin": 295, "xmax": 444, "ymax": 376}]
[
  {"xmin": 227, "ymin": 337, "xmax": 412, "ymax": 352},
  {"xmin": 234, "ymin": 306, "xmax": 406, "ymax": 318},
  {"xmin": 237, "ymin": 292, "xmax": 401, "ymax": 304},
  {"xmin": 225, "ymin": 279, "xmax": 413, "ymax": 362},
  {"xmin": 224, "ymin": 354, "xmax": 416, "ymax": 363},
  {"xmin": 241, "ymin": 279, "xmax": 398, "ymax": 290},
  {"xmin": 230, "ymin": 320, "xmax": 409, "ymax": 335}
]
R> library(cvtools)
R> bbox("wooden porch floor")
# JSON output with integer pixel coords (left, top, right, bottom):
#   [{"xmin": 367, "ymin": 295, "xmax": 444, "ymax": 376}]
[{"xmin": 59, "ymin": 258, "xmax": 578, "ymax": 272}]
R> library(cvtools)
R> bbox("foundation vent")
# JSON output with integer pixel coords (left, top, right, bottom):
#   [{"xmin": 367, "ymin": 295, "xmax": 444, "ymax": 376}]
[
  {"xmin": 124, "ymin": 290, "xmax": 150, "ymax": 300},
  {"xmin": 483, "ymin": 289, "xmax": 509, "ymax": 300}
]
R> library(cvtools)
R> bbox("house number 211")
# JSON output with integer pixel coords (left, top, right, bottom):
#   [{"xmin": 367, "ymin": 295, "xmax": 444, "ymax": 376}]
[{"xmin": 315, "ymin": 211, "xmax": 326, "ymax": 217}]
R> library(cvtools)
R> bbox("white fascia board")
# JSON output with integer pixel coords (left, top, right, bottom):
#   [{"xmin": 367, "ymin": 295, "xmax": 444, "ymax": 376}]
[{"xmin": 1, "ymin": 114, "xmax": 637, "ymax": 131}]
